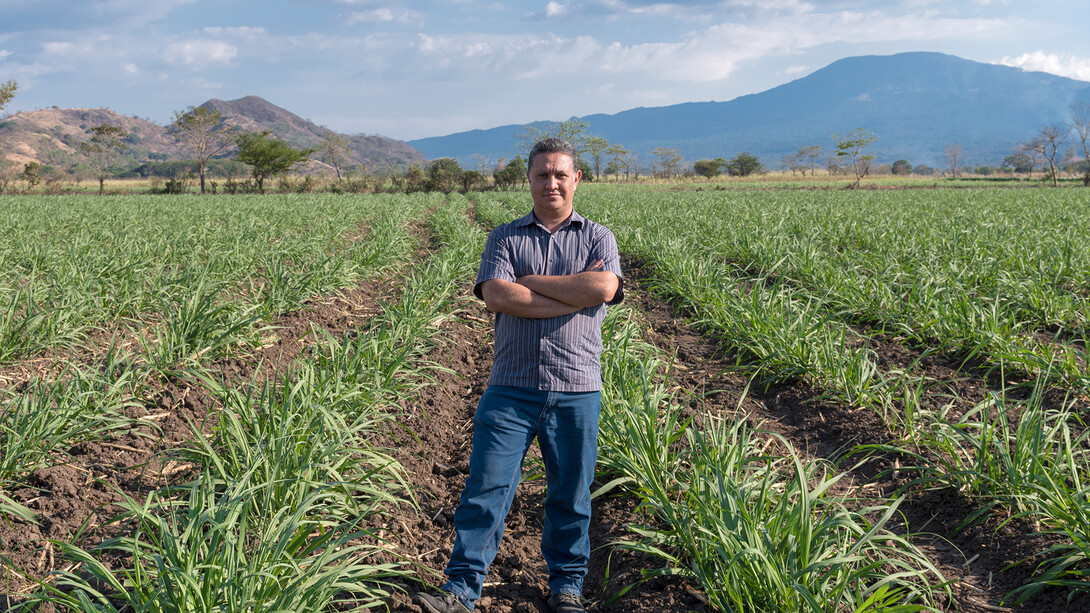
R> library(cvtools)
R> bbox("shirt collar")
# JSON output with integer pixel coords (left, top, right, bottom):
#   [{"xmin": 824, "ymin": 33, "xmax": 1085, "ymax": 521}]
[{"xmin": 517, "ymin": 209, "xmax": 586, "ymax": 230}]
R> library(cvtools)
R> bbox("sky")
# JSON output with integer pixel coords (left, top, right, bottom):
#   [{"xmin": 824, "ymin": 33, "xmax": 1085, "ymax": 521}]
[{"xmin": 1, "ymin": 0, "xmax": 1089, "ymax": 141}]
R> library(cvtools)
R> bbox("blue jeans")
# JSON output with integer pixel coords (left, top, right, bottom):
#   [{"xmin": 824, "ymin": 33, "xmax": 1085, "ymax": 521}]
[{"xmin": 441, "ymin": 385, "xmax": 601, "ymax": 610}]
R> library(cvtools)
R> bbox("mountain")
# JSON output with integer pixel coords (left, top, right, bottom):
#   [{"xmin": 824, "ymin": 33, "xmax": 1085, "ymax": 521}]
[
  {"xmin": 0, "ymin": 95, "xmax": 425, "ymax": 173},
  {"xmin": 0, "ymin": 107, "xmax": 185, "ymax": 169},
  {"xmin": 200, "ymin": 96, "xmax": 425, "ymax": 170},
  {"xmin": 408, "ymin": 52, "xmax": 1090, "ymax": 168}
]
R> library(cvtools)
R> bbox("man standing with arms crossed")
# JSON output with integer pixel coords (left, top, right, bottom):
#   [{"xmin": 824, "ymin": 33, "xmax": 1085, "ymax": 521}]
[{"xmin": 414, "ymin": 138, "xmax": 623, "ymax": 613}]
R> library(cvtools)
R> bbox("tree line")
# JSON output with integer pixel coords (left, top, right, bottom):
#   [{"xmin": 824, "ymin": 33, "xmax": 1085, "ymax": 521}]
[{"xmin": 3, "ymin": 78, "xmax": 1088, "ymax": 194}]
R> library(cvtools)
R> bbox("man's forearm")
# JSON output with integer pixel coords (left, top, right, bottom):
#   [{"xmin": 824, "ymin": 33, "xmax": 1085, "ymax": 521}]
[
  {"xmin": 516, "ymin": 271, "xmax": 619, "ymax": 308},
  {"xmin": 480, "ymin": 279, "xmax": 583, "ymax": 318}
]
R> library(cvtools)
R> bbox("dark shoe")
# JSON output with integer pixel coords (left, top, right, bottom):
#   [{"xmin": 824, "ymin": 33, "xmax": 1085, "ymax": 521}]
[
  {"xmin": 548, "ymin": 592, "xmax": 587, "ymax": 612},
  {"xmin": 413, "ymin": 589, "xmax": 470, "ymax": 613}
]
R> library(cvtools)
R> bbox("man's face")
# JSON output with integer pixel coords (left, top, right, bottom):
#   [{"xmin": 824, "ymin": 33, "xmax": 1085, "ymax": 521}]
[{"xmin": 528, "ymin": 151, "xmax": 581, "ymax": 220}]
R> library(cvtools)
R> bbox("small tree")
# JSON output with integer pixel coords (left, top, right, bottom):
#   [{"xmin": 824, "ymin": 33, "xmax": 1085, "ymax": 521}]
[
  {"xmin": 1001, "ymin": 152, "xmax": 1033, "ymax": 175},
  {"xmin": 493, "ymin": 156, "xmax": 527, "ymax": 190},
  {"xmin": 0, "ymin": 80, "xmax": 16, "ymax": 113},
  {"xmin": 693, "ymin": 158, "xmax": 726, "ymax": 178},
  {"xmin": 1070, "ymin": 102, "xmax": 1090, "ymax": 186},
  {"xmin": 1061, "ymin": 145, "xmax": 1080, "ymax": 173},
  {"xmin": 825, "ymin": 155, "xmax": 842, "ymax": 176},
  {"xmin": 508, "ymin": 155, "xmax": 527, "ymax": 187},
  {"xmin": 1020, "ymin": 143, "xmax": 1042, "ymax": 178},
  {"xmin": 393, "ymin": 166, "xmax": 427, "ymax": 193},
  {"xmin": 517, "ymin": 117, "xmax": 592, "ymax": 159},
  {"xmin": 171, "ymin": 106, "xmax": 236, "ymax": 193},
  {"xmin": 236, "ymin": 131, "xmax": 314, "ymax": 194},
  {"xmin": 797, "ymin": 145, "xmax": 822, "ymax": 176},
  {"xmin": 943, "ymin": 143, "xmax": 963, "ymax": 177},
  {"xmin": 606, "ymin": 144, "xmax": 631, "ymax": 182},
  {"xmin": 80, "ymin": 124, "xmax": 128, "ymax": 194},
  {"xmin": 651, "ymin": 146, "xmax": 683, "ymax": 179},
  {"xmin": 460, "ymin": 170, "xmax": 485, "ymax": 193},
  {"xmin": 427, "ymin": 157, "xmax": 462, "ymax": 193},
  {"xmin": 318, "ymin": 133, "xmax": 352, "ymax": 182},
  {"xmin": 1023, "ymin": 124, "xmax": 1070, "ymax": 187},
  {"xmin": 585, "ymin": 136, "xmax": 609, "ymax": 181},
  {"xmin": 22, "ymin": 161, "xmax": 42, "ymax": 189},
  {"xmin": 780, "ymin": 153, "xmax": 799, "ymax": 175},
  {"xmin": 725, "ymin": 152, "xmax": 763, "ymax": 177},
  {"xmin": 832, "ymin": 128, "xmax": 877, "ymax": 188},
  {"xmin": 891, "ymin": 159, "xmax": 913, "ymax": 176}
]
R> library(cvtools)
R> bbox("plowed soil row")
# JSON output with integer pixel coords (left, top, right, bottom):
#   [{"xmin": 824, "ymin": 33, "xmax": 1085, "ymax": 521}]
[{"xmin": 3, "ymin": 249, "xmax": 1088, "ymax": 613}]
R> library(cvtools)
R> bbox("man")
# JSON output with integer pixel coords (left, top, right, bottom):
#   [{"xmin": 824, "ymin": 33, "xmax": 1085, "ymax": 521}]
[{"xmin": 414, "ymin": 138, "xmax": 623, "ymax": 613}]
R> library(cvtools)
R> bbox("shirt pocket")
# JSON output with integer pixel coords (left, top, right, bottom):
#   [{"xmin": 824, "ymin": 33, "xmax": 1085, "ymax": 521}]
[{"xmin": 553, "ymin": 236, "xmax": 590, "ymax": 276}]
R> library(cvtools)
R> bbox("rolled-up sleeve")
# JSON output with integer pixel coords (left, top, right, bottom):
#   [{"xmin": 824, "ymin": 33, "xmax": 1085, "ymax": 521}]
[
  {"xmin": 592, "ymin": 226, "xmax": 624, "ymax": 305},
  {"xmin": 474, "ymin": 228, "xmax": 515, "ymax": 300}
]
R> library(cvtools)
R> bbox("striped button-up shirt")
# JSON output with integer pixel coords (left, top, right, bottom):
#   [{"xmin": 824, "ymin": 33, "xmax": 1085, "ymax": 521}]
[{"xmin": 474, "ymin": 209, "xmax": 624, "ymax": 392}]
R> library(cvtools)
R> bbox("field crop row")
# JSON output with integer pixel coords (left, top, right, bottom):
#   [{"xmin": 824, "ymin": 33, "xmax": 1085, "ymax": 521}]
[
  {"xmin": 2, "ymin": 187, "xmax": 1089, "ymax": 611},
  {"xmin": 568, "ymin": 185, "xmax": 1090, "ymax": 607},
  {"xmin": 585, "ymin": 187, "xmax": 1090, "ymax": 389},
  {"xmin": 0, "ymin": 194, "xmax": 441, "ymax": 365}
]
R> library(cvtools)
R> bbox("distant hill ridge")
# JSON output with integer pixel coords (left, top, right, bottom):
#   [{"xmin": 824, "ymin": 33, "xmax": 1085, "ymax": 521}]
[
  {"xmin": 408, "ymin": 52, "xmax": 1090, "ymax": 168},
  {"xmin": 202, "ymin": 96, "xmax": 330, "ymax": 148},
  {"xmin": 0, "ymin": 96, "xmax": 424, "ymax": 172},
  {"xmin": 200, "ymin": 95, "xmax": 425, "ymax": 170},
  {"xmin": 5, "ymin": 53, "xmax": 1090, "ymax": 174}
]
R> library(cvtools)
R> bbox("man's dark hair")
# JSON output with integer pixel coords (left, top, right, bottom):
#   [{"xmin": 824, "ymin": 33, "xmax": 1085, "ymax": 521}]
[{"xmin": 528, "ymin": 138, "xmax": 579, "ymax": 170}]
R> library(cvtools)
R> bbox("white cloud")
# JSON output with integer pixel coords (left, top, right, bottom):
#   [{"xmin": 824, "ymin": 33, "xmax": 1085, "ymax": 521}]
[
  {"xmin": 0, "ymin": 50, "xmax": 13, "ymax": 61},
  {"xmin": 123, "ymin": 62, "xmax": 138, "ymax": 73},
  {"xmin": 43, "ymin": 42, "xmax": 78, "ymax": 56},
  {"xmin": 396, "ymin": 6, "xmax": 1013, "ymax": 90},
  {"xmin": 614, "ymin": 9, "xmax": 1014, "ymax": 83},
  {"xmin": 726, "ymin": 0, "xmax": 814, "ymax": 11},
  {"xmin": 462, "ymin": 42, "xmax": 492, "ymax": 57},
  {"xmin": 998, "ymin": 51, "xmax": 1090, "ymax": 82},
  {"xmin": 345, "ymin": 8, "xmax": 423, "ymax": 25},
  {"xmin": 417, "ymin": 33, "xmax": 438, "ymax": 53},
  {"xmin": 203, "ymin": 26, "xmax": 268, "ymax": 40},
  {"xmin": 348, "ymin": 9, "xmax": 395, "ymax": 23},
  {"xmin": 784, "ymin": 64, "xmax": 808, "ymax": 75},
  {"xmin": 415, "ymin": 32, "xmax": 510, "ymax": 59},
  {"xmin": 163, "ymin": 39, "xmax": 237, "ymax": 66},
  {"xmin": 545, "ymin": 2, "xmax": 570, "ymax": 18}
]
